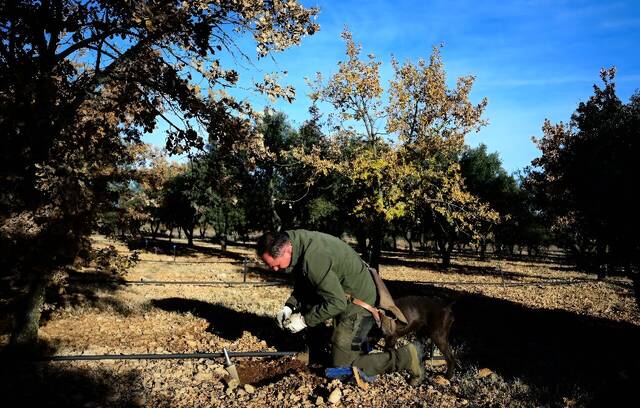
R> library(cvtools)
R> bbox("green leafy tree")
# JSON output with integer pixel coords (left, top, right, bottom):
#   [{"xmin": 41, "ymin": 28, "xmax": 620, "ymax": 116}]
[
  {"xmin": 528, "ymin": 68, "xmax": 640, "ymax": 279},
  {"xmin": 459, "ymin": 144, "xmax": 515, "ymax": 258}
]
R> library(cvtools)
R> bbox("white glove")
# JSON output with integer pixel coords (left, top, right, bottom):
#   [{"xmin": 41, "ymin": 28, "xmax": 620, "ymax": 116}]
[
  {"xmin": 283, "ymin": 313, "xmax": 307, "ymax": 333},
  {"xmin": 276, "ymin": 305, "xmax": 293, "ymax": 329}
]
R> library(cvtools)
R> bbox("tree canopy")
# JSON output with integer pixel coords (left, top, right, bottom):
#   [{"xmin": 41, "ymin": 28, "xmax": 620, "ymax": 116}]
[{"xmin": 0, "ymin": 0, "xmax": 319, "ymax": 346}]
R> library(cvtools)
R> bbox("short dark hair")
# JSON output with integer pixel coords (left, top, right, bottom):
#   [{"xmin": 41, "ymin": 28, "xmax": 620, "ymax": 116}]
[{"xmin": 256, "ymin": 231, "xmax": 290, "ymax": 257}]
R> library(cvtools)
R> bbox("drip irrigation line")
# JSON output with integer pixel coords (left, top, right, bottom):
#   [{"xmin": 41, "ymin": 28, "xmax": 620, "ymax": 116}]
[
  {"xmin": 413, "ymin": 279, "xmax": 593, "ymax": 287},
  {"xmin": 43, "ymin": 351, "xmax": 299, "ymax": 362},
  {"xmin": 69, "ymin": 276, "xmax": 591, "ymax": 288},
  {"xmin": 70, "ymin": 278, "xmax": 289, "ymax": 287},
  {"xmin": 125, "ymin": 280, "xmax": 288, "ymax": 287},
  {"xmin": 136, "ymin": 259, "xmax": 244, "ymax": 265}
]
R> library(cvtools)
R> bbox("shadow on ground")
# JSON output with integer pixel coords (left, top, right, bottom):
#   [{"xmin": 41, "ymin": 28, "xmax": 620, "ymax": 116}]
[
  {"xmin": 0, "ymin": 344, "xmax": 161, "ymax": 408},
  {"xmin": 151, "ymin": 297, "xmax": 307, "ymax": 353},
  {"xmin": 379, "ymin": 255, "xmax": 577, "ymax": 283},
  {"xmin": 386, "ymin": 280, "xmax": 640, "ymax": 407},
  {"xmin": 127, "ymin": 236, "xmax": 249, "ymax": 262}
]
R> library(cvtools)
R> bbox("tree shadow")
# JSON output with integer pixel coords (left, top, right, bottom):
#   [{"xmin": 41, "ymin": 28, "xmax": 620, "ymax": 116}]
[
  {"xmin": 381, "ymin": 247, "xmax": 570, "ymax": 266},
  {"xmin": 151, "ymin": 297, "xmax": 305, "ymax": 352},
  {"xmin": 386, "ymin": 280, "xmax": 640, "ymax": 406},
  {"xmin": 0, "ymin": 342, "xmax": 164, "ymax": 408},
  {"xmin": 379, "ymin": 256, "xmax": 580, "ymax": 283},
  {"xmin": 40, "ymin": 269, "xmax": 134, "ymax": 325},
  {"xmin": 127, "ymin": 237, "xmax": 248, "ymax": 261}
]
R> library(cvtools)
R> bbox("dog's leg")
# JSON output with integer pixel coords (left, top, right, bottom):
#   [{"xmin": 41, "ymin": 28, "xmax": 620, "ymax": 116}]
[{"xmin": 432, "ymin": 315, "xmax": 455, "ymax": 379}]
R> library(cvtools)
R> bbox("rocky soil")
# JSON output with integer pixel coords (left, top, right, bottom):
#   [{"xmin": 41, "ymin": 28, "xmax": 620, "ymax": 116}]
[{"xmin": 1, "ymin": 236, "xmax": 638, "ymax": 407}]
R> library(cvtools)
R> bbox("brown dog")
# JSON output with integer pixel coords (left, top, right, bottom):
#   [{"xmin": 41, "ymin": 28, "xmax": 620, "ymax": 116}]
[{"xmin": 380, "ymin": 295, "xmax": 456, "ymax": 379}]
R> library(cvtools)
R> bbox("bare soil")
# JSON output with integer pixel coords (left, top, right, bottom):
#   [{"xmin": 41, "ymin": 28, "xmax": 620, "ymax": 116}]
[{"xmin": 1, "ymin": 235, "xmax": 638, "ymax": 407}]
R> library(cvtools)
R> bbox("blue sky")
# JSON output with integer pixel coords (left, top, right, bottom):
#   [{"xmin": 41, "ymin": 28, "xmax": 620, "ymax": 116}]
[{"xmin": 145, "ymin": 0, "xmax": 640, "ymax": 173}]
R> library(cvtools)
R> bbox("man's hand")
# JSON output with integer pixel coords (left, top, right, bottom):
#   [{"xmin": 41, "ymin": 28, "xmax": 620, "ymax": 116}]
[
  {"xmin": 283, "ymin": 313, "xmax": 307, "ymax": 333},
  {"xmin": 276, "ymin": 305, "xmax": 293, "ymax": 329}
]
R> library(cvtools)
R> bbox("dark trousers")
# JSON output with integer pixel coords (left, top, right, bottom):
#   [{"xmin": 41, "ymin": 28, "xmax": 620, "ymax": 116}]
[{"xmin": 331, "ymin": 309, "xmax": 414, "ymax": 376}]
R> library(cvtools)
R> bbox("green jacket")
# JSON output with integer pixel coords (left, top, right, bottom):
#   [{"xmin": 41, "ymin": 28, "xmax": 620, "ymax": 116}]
[{"xmin": 283, "ymin": 230, "xmax": 377, "ymax": 327}]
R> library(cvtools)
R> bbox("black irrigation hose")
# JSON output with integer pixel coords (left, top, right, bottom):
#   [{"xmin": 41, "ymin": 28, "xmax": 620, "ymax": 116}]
[
  {"xmin": 125, "ymin": 280, "xmax": 288, "ymax": 287},
  {"xmin": 414, "ymin": 279, "xmax": 594, "ymax": 287},
  {"xmin": 43, "ymin": 351, "xmax": 299, "ymax": 362},
  {"xmin": 69, "ymin": 278, "xmax": 289, "ymax": 287},
  {"xmin": 70, "ymin": 276, "xmax": 592, "ymax": 288},
  {"xmin": 136, "ymin": 259, "xmax": 244, "ymax": 265}
]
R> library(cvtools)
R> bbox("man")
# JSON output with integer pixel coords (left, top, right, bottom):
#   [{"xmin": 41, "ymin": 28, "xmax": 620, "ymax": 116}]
[{"xmin": 257, "ymin": 229, "xmax": 425, "ymax": 385}]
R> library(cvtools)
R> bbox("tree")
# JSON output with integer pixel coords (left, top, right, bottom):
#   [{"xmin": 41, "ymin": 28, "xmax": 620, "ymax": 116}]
[
  {"xmin": 528, "ymin": 68, "xmax": 640, "ymax": 279},
  {"xmin": 388, "ymin": 48, "xmax": 497, "ymax": 268},
  {"xmin": 459, "ymin": 144, "xmax": 519, "ymax": 258},
  {"xmin": 306, "ymin": 30, "xmax": 497, "ymax": 268},
  {"xmin": 161, "ymin": 167, "xmax": 199, "ymax": 246},
  {"xmin": 308, "ymin": 28, "xmax": 411, "ymax": 268},
  {"xmin": 136, "ymin": 146, "xmax": 183, "ymax": 239},
  {"xmin": 0, "ymin": 0, "xmax": 318, "ymax": 347}
]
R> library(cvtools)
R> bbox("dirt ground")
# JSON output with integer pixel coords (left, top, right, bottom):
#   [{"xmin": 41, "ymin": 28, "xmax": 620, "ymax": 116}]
[{"xmin": 1, "ymin": 235, "xmax": 638, "ymax": 407}]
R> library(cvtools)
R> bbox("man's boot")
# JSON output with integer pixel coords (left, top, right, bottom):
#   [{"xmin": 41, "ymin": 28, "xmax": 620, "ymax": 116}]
[{"xmin": 398, "ymin": 341, "xmax": 425, "ymax": 386}]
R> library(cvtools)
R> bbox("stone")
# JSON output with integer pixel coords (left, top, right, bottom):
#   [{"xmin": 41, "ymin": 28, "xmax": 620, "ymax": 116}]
[
  {"xmin": 225, "ymin": 378, "xmax": 240, "ymax": 391},
  {"xmin": 194, "ymin": 372, "xmax": 214, "ymax": 382},
  {"xmin": 244, "ymin": 384, "xmax": 256, "ymax": 394},
  {"xmin": 315, "ymin": 396, "xmax": 325, "ymax": 405},
  {"xmin": 327, "ymin": 388, "xmax": 342, "ymax": 405},
  {"xmin": 433, "ymin": 375, "xmax": 450, "ymax": 386},
  {"xmin": 214, "ymin": 366, "xmax": 229, "ymax": 377},
  {"xmin": 477, "ymin": 368, "xmax": 494, "ymax": 379}
]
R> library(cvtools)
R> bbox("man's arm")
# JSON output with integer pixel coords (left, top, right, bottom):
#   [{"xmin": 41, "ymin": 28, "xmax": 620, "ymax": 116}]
[{"xmin": 303, "ymin": 257, "xmax": 348, "ymax": 326}]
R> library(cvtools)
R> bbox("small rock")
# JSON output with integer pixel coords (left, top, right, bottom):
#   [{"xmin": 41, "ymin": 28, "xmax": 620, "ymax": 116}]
[
  {"xmin": 194, "ymin": 372, "xmax": 214, "ymax": 382},
  {"xmin": 214, "ymin": 366, "xmax": 228, "ymax": 377},
  {"xmin": 225, "ymin": 378, "xmax": 240, "ymax": 391},
  {"xmin": 327, "ymin": 388, "xmax": 342, "ymax": 405},
  {"xmin": 244, "ymin": 384, "xmax": 255, "ymax": 394},
  {"xmin": 315, "ymin": 396, "xmax": 325, "ymax": 405},
  {"xmin": 477, "ymin": 368, "xmax": 494, "ymax": 379},
  {"xmin": 433, "ymin": 375, "xmax": 450, "ymax": 386}
]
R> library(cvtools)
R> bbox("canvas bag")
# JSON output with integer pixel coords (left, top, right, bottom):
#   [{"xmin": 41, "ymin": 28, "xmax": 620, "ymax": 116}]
[{"xmin": 367, "ymin": 267, "xmax": 408, "ymax": 335}]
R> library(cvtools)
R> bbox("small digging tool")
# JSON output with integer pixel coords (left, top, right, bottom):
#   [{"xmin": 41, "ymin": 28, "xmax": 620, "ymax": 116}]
[{"xmin": 223, "ymin": 348, "xmax": 240, "ymax": 382}]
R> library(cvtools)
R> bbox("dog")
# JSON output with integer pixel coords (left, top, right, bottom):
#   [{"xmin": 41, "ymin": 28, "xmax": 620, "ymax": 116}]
[{"xmin": 375, "ymin": 295, "xmax": 456, "ymax": 379}]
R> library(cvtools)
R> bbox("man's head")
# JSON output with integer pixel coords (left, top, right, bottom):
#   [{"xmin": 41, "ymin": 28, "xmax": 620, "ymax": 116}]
[{"xmin": 256, "ymin": 231, "xmax": 292, "ymax": 271}]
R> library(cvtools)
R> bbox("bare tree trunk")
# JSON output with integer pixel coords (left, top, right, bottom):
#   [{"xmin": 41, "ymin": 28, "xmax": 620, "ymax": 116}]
[
  {"xmin": 406, "ymin": 230, "xmax": 413, "ymax": 254},
  {"xmin": 479, "ymin": 239, "xmax": 488, "ymax": 261},
  {"xmin": 183, "ymin": 225, "xmax": 194, "ymax": 246},
  {"xmin": 437, "ymin": 239, "xmax": 453, "ymax": 269},
  {"xmin": 10, "ymin": 272, "xmax": 47, "ymax": 348}
]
